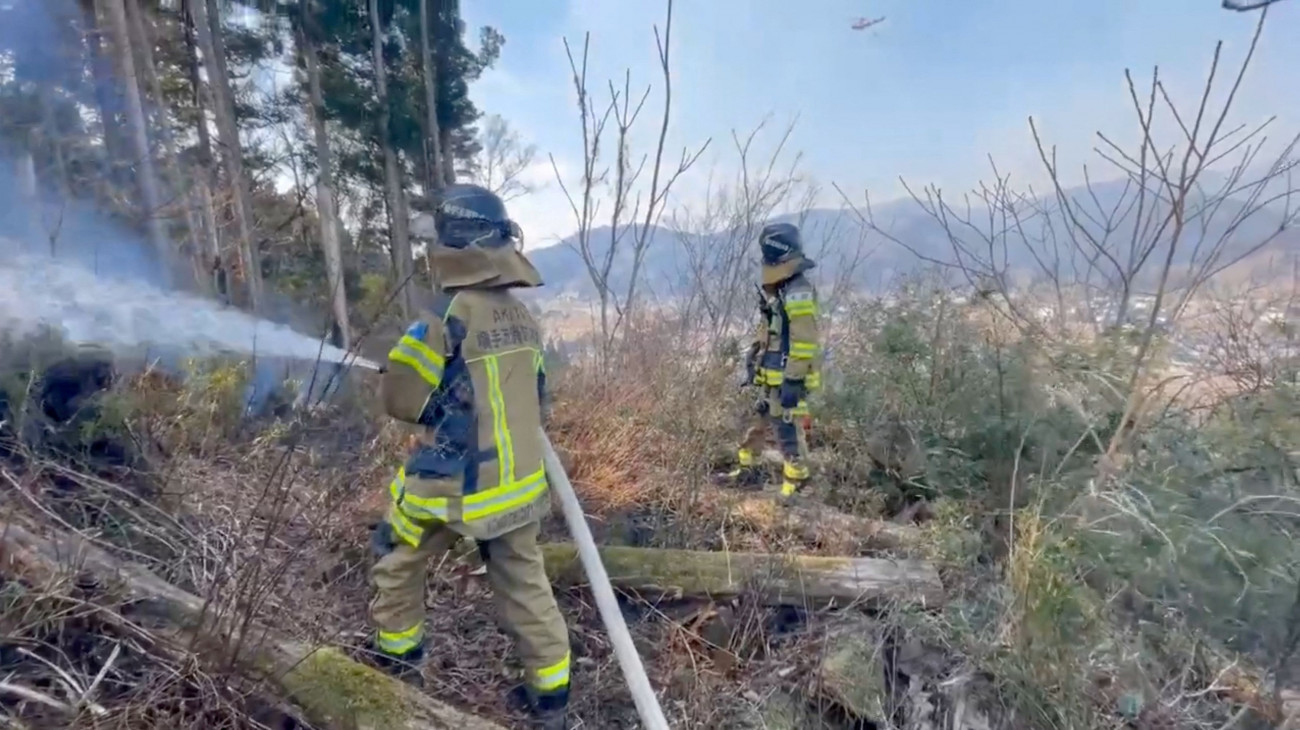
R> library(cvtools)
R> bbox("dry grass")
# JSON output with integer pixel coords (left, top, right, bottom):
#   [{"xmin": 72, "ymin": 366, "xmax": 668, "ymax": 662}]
[
  {"xmin": 0, "ymin": 340, "xmax": 832, "ymax": 729},
  {"xmin": 3, "ymin": 278, "xmax": 1295, "ymax": 729}
]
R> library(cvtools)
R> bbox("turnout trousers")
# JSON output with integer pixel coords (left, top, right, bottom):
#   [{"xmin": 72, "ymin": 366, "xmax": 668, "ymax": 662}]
[
  {"xmin": 736, "ymin": 386, "xmax": 811, "ymax": 497},
  {"xmin": 369, "ymin": 474, "xmax": 571, "ymax": 700}
]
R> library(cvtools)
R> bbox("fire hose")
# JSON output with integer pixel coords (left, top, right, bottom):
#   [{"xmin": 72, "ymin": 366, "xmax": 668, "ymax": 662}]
[{"xmin": 540, "ymin": 430, "xmax": 671, "ymax": 730}]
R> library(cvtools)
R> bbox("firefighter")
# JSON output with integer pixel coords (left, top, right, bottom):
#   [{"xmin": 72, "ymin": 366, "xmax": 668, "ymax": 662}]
[
  {"xmin": 720, "ymin": 222, "xmax": 821, "ymax": 499},
  {"xmin": 369, "ymin": 183, "xmax": 571, "ymax": 729}
]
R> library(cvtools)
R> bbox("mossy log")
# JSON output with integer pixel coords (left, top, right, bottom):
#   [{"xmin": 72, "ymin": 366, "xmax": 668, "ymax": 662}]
[
  {"xmin": 539, "ymin": 543, "xmax": 944, "ymax": 608},
  {"xmin": 815, "ymin": 617, "xmax": 888, "ymax": 722},
  {"xmin": 0, "ymin": 519, "xmax": 506, "ymax": 730}
]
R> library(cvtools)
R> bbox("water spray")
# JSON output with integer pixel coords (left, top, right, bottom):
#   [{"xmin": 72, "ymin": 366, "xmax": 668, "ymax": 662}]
[{"xmin": 0, "ymin": 250, "xmax": 381, "ymax": 372}]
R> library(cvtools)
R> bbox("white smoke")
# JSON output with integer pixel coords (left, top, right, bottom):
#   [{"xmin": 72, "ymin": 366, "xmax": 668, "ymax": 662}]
[{"xmin": 0, "ymin": 245, "xmax": 379, "ymax": 371}]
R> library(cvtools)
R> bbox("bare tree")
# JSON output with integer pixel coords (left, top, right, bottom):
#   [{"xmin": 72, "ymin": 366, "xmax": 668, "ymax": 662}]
[
  {"xmin": 369, "ymin": 0, "xmax": 415, "ymax": 317},
  {"xmin": 671, "ymin": 118, "xmax": 870, "ymax": 350},
  {"xmin": 298, "ymin": 0, "xmax": 351, "ymax": 348},
  {"xmin": 620, "ymin": 0, "xmax": 709, "ymax": 340},
  {"xmin": 842, "ymin": 9, "xmax": 1299, "ymax": 469},
  {"xmin": 551, "ymin": 0, "xmax": 709, "ymax": 355},
  {"xmin": 473, "ymin": 114, "xmax": 538, "ymax": 202},
  {"xmin": 671, "ymin": 119, "xmax": 805, "ymax": 343}
]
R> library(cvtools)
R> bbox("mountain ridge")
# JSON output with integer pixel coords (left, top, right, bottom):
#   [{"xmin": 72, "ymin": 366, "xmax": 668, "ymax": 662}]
[{"xmin": 522, "ymin": 179, "xmax": 1298, "ymax": 299}]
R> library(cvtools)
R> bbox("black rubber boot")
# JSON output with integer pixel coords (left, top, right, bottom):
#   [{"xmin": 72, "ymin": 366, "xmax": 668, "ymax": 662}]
[
  {"xmin": 712, "ymin": 465, "xmax": 764, "ymax": 489},
  {"xmin": 531, "ymin": 688, "xmax": 570, "ymax": 730},
  {"xmin": 372, "ymin": 643, "xmax": 426, "ymax": 689}
]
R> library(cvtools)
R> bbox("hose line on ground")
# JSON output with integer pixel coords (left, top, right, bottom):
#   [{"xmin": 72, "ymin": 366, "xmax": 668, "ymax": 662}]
[{"xmin": 540, "ymin": 430, "xmax": 671, "ymax": 730}]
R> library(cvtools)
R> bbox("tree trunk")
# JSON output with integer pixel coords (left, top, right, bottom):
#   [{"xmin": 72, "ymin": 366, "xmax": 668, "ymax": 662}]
[
  {"xmin": 538, "ymin": 543, "xmax": 945, "ymax": 608},
  {"xmin": 369, "ymin": 0, "xmax": 416, "ymax": 317},
  {"xmin": 79, "ymin": 0, "xmax": 128, "ymax": 185},
  {"xmin": 100, "ymin": 0, "xmax": 172, "ymax": 281},
  {"xmin": 299, "ymin": 3, "xmax": 351, "ymax": 349},
  {"xmin": 37, "ymin": 87, "xmax": 72, "ymax": 202},
  {"xmin": 183, "ymin": 0, "xmax": 215, "ymax": 176},
  {"xmin": 418, "ymin": 0, "xmax": 444, "ymax": 197},
  {"xmin": 439, "ymin": 128, "xmax": 455, "ymax": 185},
  {"xmin": 125, "ymin": 0, "xmax": 206, "ymax": 290},
  {"xmin": 197, "ymin": 179, "xmax": 224, "ymax": 298},
  {"xmin": 16, "ymin": 148, "xmax": 46, "ymax": 250},
  {"xmin": 191, "ymin": 0, "xmax": 264, "ymax": 312},
  {"xmin": 0, "ymin": 519, "xmax": 507, "ymax": 730},
  {"xmin": 183, "ymin": 0, "xmax": 222, "ymax": 296}
]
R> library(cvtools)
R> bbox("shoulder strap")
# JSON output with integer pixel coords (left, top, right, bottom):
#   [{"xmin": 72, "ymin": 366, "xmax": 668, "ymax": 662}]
[{"xmin": 428, "ymin": 291, "xmax": 467, "ymax": 354}]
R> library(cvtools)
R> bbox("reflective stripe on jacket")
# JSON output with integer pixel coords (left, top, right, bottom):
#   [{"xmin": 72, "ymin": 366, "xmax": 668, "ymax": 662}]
[
  {"xmin": 380, "ymin": 288, "xmax": 550, "ymax": 539},
  {"xmin": 753, "ymin": 272, "xmax": 821, "ymax": 389}
]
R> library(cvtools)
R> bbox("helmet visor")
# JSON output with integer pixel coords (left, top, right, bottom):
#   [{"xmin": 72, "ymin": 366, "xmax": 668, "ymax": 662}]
[{"xmin": 440, "ymin": 217, "xmax": 524, "ymax": 250}]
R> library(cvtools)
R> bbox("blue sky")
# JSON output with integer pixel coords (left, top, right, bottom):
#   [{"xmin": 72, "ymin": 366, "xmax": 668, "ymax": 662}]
[{"xmin": 460, "ymin": 0, "xmax": 1300, "ymax": 248}]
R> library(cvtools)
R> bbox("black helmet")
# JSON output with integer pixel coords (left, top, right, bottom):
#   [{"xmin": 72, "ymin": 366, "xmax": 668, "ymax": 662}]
[
  {"xmin": 434, "ymin": 184, "xmax": 523, "ymax": 250},
  {"xmin": 759, "ymin": 222, "xmax": 802, "ymax": 266}
]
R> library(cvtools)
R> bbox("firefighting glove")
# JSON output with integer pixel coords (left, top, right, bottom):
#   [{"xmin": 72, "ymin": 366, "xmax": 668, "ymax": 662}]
[
  {"xmin": 779, "ymin": 379, "xmax": 805, "ymax": 410},
  {"xmin": 370, "ymin": 521, "xmax": 397, "ymax": 559}
]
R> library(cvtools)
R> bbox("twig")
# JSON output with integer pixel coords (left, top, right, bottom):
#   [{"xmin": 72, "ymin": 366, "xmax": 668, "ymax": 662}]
[{"xmin": 0, "ymin": 680, "xmax": 72, "ymax": 714}]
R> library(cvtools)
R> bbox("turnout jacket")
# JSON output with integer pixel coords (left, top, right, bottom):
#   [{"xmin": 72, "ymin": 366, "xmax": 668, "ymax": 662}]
[
  {"xmin": 752, "ymin": 270, "xmax": 821, "ymax": 390},
  {"xmin": 380, "ymin": 288, "xmax": 550, "ymax": 541}
]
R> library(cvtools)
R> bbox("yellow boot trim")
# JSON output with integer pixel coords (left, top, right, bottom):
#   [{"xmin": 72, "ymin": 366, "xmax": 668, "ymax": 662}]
[
  {"xmin": 782, "ymin": 461, "xmax": 809, "ymax": 481},
  {"xmin": 531, "ymin": 651, "xmax": 571, "ymax": 692},
  {"xmin": 737, "ymin": 448, "xmax": 755, "ymax": 467},
  {"xmin": 376, "ymin": 622, "xmax": 425, "ymax": 655}
]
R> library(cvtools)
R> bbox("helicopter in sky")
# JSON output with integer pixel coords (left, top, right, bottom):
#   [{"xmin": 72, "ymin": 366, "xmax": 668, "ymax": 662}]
[{"xmin": 850, "ymin": 15, "xmax": 886, "ymax": 30}]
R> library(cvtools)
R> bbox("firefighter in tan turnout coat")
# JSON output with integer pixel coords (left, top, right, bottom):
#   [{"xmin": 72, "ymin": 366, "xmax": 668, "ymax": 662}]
[
  {"xmin": 368, "ymin": 184, "xmax": 571, "ymax": 729},
  {"xmin": 720, "ymin": 222, "xmax": 821, "ymax": 498}
]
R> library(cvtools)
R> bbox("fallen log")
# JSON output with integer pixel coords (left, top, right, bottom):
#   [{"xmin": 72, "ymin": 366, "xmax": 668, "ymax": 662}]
[
  {"xmin": 724, "ymin": 495, "xmax": 923, "ymax": 552},
  {"xmin": 0, "ymin": 519, "xmax": 506, "ymax": 730},
  {"xmin": 539, "ymin": 543, "xmax": 944, "ymax": 608}
]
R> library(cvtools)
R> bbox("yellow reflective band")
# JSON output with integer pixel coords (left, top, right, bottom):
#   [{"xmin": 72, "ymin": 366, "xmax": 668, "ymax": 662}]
[
  {"xmin": 760, "ymin": 368, "xmax": 784, "ymax": 386},
  {"xmin": 783, "ymin": 461, "xmax": 809, "ymax": 480},
  {"xmin": 532, "ymin": 652, "xmax": 571, "ymax": 691},
  {"xmin": 533, "ymin": 348, "xmax": 546, "ymax": 374},
  {"xmin": 376, "ymin": 622, "xmax": 425, "ymax": 655},
  {"xmin": 784, "ymin": 300, "xmax": 817, "ymax": 316},
  {"xmin": 780, "ymin": 481, "xmax": 798, "ymax": 497},
  {"xmin": 387, "ymin": 468, "xmax": 549, "ymax": 525},
  {"xmin": 387, "ymin": 507, "xmax": 424, "ymax": 547},
  {"xmin": 399, "ymin": 492, "xmax": 449, "ymax": 521},
  {"xmin": 806, "ymin": 372, "xmax": 821, "ymax": 390},
  {"xmin": 462, "ymin": 468, "xmax": 547, "ymax": 521},
  {"xmin": 789, "ymin": 341, "xmax": 818, "ymax": 360},
  {"xmin": 737, "ymin": 449, "xmax": 754, "ymax": 467},
  {"xmin": 484, "ymin": 356, "xmax": 516, "ymax": 486},
  {"xmin": 388, "ymin": 335, "xmax": 445, "ymax": 388},
  {"xmin": 388, "ymin": 467, "xmax": 406, "ymax": 501},
  {"xmin": 401, "ymin": 334, "xmax": 446, "ymax": 368}
]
